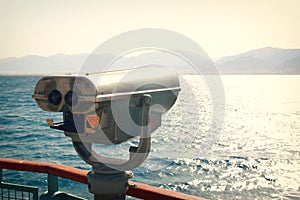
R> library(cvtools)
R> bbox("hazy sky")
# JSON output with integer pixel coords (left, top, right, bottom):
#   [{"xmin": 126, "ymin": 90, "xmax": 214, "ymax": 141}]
[{"xmin": 0, "ymin": 0, "xmax": 299, "ymax": 60}]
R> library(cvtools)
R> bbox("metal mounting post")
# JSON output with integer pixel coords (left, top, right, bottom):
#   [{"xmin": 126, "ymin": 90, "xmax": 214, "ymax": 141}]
[
  {"xmin": 88, "ymin": 171, "xmax": 133, "ymax": 200},
  {"xmin": 85, "ymin": 94, "xmax": 152, "ymax": 199}
]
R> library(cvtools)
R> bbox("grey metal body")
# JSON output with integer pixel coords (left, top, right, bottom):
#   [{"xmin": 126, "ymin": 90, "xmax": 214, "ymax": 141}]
[
  {"xmin": 33, "ymin": 66, "xmax": 179, "ymax": 113},
  {"xmin": 33, "ymin": 66, "xmax": 180, "ymax": 144}
]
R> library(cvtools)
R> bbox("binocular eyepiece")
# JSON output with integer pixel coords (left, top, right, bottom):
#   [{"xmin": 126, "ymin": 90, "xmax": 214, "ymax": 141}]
[{"xmin": 46, "ymin": 89, "xmax": 77, "ymax": 107}]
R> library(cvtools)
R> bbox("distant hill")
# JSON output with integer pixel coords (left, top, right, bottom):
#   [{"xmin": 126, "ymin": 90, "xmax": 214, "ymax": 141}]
[
  {"xmin": 0, "ymin": 47, "xmax": 300, "ymax": 75},
  {"xmin": 215, "ymin": 47, "xmax": 300, "ymax": 74},
  {"xmin": 0, "ymin": 54, "xmax": 89, "ymax": 75}
]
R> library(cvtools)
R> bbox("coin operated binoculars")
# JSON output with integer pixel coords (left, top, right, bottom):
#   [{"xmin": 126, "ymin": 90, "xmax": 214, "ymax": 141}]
[{"xmin": 32, "ymin": 66, "xmax": 180, "ymax": 199}]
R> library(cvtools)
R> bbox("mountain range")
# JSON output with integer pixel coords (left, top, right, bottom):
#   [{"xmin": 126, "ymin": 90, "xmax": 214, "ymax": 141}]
[
  {"xmin": 215, "ymin": 47, "xmax": 300, "ymax": 74},
  {"xmin": 0, "ymin": 47, "xmax": 299, "ymax": 75}
]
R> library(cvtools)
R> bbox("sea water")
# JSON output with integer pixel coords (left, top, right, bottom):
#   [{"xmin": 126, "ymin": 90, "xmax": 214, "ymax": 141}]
[{"xmin": 0, "ymin": 75, "xmax": 299, "ymax": 199}]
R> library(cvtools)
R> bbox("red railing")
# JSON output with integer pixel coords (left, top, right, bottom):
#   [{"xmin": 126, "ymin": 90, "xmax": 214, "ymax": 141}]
[{"xmin": 0, "ymin": 158, "xmax": 205, "ymax": 200}]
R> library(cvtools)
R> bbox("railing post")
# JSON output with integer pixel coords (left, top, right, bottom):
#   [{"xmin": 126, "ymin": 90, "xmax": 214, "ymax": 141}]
[
  {"xmin": 0, "ymin": 168, "xmax": 2, "ymax": 183},
  {"xmin": 40, "ymin": 174, "xmax": 59, "ymax": 200},
  {"xmin": 48, "ymin": 174, "xmax": 58, "ymax": 194}
]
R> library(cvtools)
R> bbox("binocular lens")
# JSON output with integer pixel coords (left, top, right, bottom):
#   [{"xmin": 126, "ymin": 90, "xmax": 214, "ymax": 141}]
[
  {"xmin": 65, "ymin": 90, "xmax": 78, "ymax": 106},
  {"xmin": 48, "ymin": 90, "xmax": 62, "ymax": 105}
]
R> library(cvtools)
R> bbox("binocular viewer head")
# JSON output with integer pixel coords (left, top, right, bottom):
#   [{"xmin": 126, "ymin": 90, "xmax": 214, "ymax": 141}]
[{"xmin": 33, "ymin": 66, "xmax": 180, "ymax": 144}]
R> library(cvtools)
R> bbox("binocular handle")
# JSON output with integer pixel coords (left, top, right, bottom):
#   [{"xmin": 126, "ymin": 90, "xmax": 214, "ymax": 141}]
[{"xmin": 72, "ymin": 94, "xmax": 152, "ymax": 173}]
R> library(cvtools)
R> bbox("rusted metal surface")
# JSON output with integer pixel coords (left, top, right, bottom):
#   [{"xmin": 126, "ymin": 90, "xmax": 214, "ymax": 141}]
[{"xmin": 0, "ymin": 158, "xmax": 206, "ymax": 200}]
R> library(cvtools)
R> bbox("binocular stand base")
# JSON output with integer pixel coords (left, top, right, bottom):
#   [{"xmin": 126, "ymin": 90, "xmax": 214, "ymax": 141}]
[
  {"xmin": 94, "ymin": 194, "xmax": 126, "ymax": 200},
  {"xmin": 87, "ymin": 170, "xmax": 133, "ymax": 200}
]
